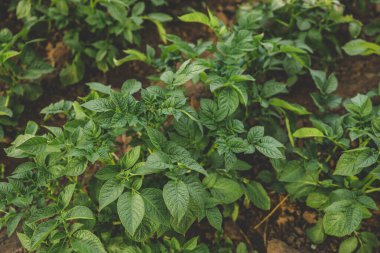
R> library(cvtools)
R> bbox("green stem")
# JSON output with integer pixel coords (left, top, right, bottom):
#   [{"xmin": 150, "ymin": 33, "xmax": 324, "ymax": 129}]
[
  {"xmin": 361, "ymin": 175, "xmax": 376, "ymax": 191},
  {"xmin": 365, "ymin": 187, "xmax": 380, "ymax": 194},
  {"xmin": 284, "ymin": 112, "xmax": 294, "ymax": 147},
  {"xmin": 206, "ymin": 142, "xmax": 218, "ymax": 158}
]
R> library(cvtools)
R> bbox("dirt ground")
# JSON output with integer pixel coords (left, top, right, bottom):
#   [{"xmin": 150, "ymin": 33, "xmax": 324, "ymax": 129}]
[{"xmin": 1, "ymin": 0, "xmax": 380, "ymax": 252}]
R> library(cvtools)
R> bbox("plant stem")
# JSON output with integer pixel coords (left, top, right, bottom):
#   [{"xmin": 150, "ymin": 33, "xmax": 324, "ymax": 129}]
[
  {"xmin": 365, "ymin": 187, "xmax": 380, "ymax": 193},
  {"xmin": 284, "ymin": 113, "xmax": 294, "ymax": 147},
  {"xmin": 253, "ymin": 194, "xmax": 289, "ymax": 230},
  {"xmin": 206, "ymin": 142, "xmax": 218, "ymax": 158}
]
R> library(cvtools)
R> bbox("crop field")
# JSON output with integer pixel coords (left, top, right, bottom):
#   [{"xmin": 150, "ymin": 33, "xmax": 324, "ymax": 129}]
[{"xmin": 1, "ymin": 0, "xmax": 380, "ymax": 252}]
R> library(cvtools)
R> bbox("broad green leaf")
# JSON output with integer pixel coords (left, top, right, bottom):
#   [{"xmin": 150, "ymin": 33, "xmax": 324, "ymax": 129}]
[
  {"xmin": 209, "ymin": 177, "xmax": 243, "ymax": 204},
  {"xmin": 17, "ymin": 233, "xmax": 32, "ymax": 251},
  {"xmin": 28, "ymin": 206, "xmax": 58, "ymax": 223},
  {"xmin": 59, "ymin": 184, "xmax": 76, "ymax": 209},
  {"xmin": 245, "ymin": 181, "xmax": 271, "ymax": 210},
  {"xmin": 99, "ymin": 179, "xmax": 124, "ymax": 211},
  {"xmin": 255, "ymin": 136, "xmax": 284, "ymax": 159},
  {"xmin": 16, "ymin": 0, "xmax": 31, "ymax": 19},
  {"xmin": 306, "ymin": 221, "xmax": 326, "ymax": 245},
  {"xmin": 247, "ymin": 126, "xmax": 264, "ymax": 144},
  {"xmin": 206, "ymin": 207, "xmax": 222, "ymax": 231},
  {"xmin": 141, "ymin": 188, "xmax": 169, "ymax": 225},
  {"xmin": 163, "ymin": 180, "xmax": 189, "ymax": 222},
  {"xmin": 1, "ymin": 50, "xmax": 20, "ymax": 63},
  {"xmin": 31, "ymin": 220, "xmax": 58, "ymax": 249},
  {"xmin": 81, "ymin": 98, "xmax": 113, "ymax": 112},
  {"xmin": 146, "ymin": 127, "xmax": 167, "ymax": 150},
  {"xmin": 334, "ymin": 148, "xmax": 378, "ymax": 176},
  {"xmin": 339, "ymin": 236, "xmax": 358, "ymax": 253},
  {"xmin": 121, "ymin": 146, "xmax": 141, "ymax": 169},
  {"xmin": 7, "ymin": 213, "xmax": 23, "ymax": 236},
  {"xmin": 65, "ymin": 206, "xmax": 94, "ymax": 220},
  {"xmin": 178, "ymin": 12, "xmax": 210, "ymax": 27},
  {"xmin": 269, "ymin": 98, "xmax": 310, "ymax": 115},
  {"xmin": 323, "ymin": 204, "xmax": 362, "ymax": 237},
  {"xmin": 117, "ymin": 192, "xmax": 145, "ymax": 236},
  {"xmin": 184, "ymin": 237, "xmax": 199, "ymax": 251},
  {"xmin": 344, "ymin": 94, "xmax": 372, "ymax": 117},
  {"xmin": 121, "ymin": 79, "xmax": 142, "ymax": 95},
  {"xmin": 87, "ymin": 82, "xmax": 112, "ymax": 94},
  {"xmin": 72, "ymin": 230, "xmax": 106, "ymax": 253},
  {"xmin": 59, "ymin": 60, "xmax": 84, "ymax": 86},
  {"xmin": 293, "ymin": 127, "xmax": 325, "ymax": 138},
  {"xmin": 343, "ymin": 39, "xmax": 380, "ymax": 56},
  {"xmin": 17, "ymin": 136, "xmax": 47, "ymax": 154},
  {"xmin": 218, "ymin": 88, "xmax": 239, "ymax": 117},
  {"xmin": 306, "ymin": 192, "xmax": 328, "ymax": 209}
]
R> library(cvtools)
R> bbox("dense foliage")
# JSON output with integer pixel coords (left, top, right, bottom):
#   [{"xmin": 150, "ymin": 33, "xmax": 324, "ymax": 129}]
[
  {"xmin": 1, "ymin": 0, "xmax": 170, "ymax": 136},
  {"xmin": 1, "ymin": 0, "xmax": 380, "ymax": 252}
]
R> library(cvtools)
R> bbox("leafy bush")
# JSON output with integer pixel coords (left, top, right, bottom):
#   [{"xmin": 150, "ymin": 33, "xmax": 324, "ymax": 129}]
[
  {"xmin": 1, "ymin": 0, "xmax": 380, "ymax": 252},
  {"xmin": 0, "ymin": 0, "xmax": 171, "ymax": 137},
  {"xmin": 0, "ymin": 24, "xmax": 53, "ymax": 137},
  {"xmin": 10, "ymin": 0, "xmax": 171, "ymax": 84}
]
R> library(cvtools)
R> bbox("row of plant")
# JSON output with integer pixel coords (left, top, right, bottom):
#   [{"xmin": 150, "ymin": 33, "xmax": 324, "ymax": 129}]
[
  {"xmin": 0, "ymin": 0, "xmax": 170, "ymax": 138},
  {"xmin": 1, "ymin": 0, "xmax": 380, "ymax": 252}
]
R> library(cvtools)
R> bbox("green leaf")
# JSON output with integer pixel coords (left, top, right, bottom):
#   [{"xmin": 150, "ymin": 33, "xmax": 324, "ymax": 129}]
[
  {"xmin": 306, "ymin": 221, "xmax": 326, "ymax": 245},
  {"xmin": 17, "ymin": 233, "xmax": 32, "ymax": 251},
  {"xmin": 293, "ymin": 127, "xmax": 325, "ymax": 138},
  {"xmin": 184, "ymin": 237, "xmax": 199, "ymax": 251},
  {"xmin": 334, "ymin": 148, "xmax": 378, "ymax": 176},
  {"xmin": 31, "ymin": 220, "xmax": 58, "ymax": 249},
  {"xmin": 236, "ymin": 242, "xmax": 248, "ymax": 253},
  {"xmin": 218, "ymin": 88, "xmax": 239, "ymax": 117},
  {"xmin": 81, "ymin": 98, "xmax": 113, "ymax": 112},
  {"xmin": 246, "ymin": 181, "xmax": 271, "ymax": 210},
  {"xmin": 343, "ymin": 39, "xmax": 380, "ymax": 56},
  {"xmin": 121, "ymin": 146, "xmax": 141, "ymax": 169},
  {"xmin": 87, "ymin": 82, "xmax": 112, "ymax": 94},
  {"xmin": 206, "ymin": 207, "xmax": 222, "ymax": 231},
  {"xmin": 59, "ymin": 184, "xmax": 76, "ymax": 209},
  {"xmin": 146, "ymin": 127, "xmax": 167, "ymax": 150},
  {"xmin": 99, "ymin": 178, "xmax": 125, "ymax": 211},
  {"xmin": 65, "ymin": 206, "xmax": 94, "ymax": 220},
  {"xmin": 121, "ymin": 79, "xmax": 142, "ymax": 95},
  {"xmin": 141, "ymin": 188, "xmax": 169, "ymax": 225},
  {"xmin": 269, "ymin": 98, "xmax": 310, "ymax": 115},
  {"xmin": 325, "ymin": 74, "xmax": 338, "ymax": 94},
  {"xmin": 344, "ymin": 94, "xmax": 372, "ymax": 117},
  {"xmin": 28, "ymin": 206, "xmax": 58, "ymax": 223},
  {"xmin": 306, "ymin": 192, "xmax": 329, "ymax": 209},
  {"xmin": 163, "ymin": 180, "xmax": 189, "ymax": 222},
  {"xmin": 323, "ymin": 203, "xmax": 362, "ymax": 237},
  {"xmin": 16, "ymin": 0, "xmax": 31, "ymax": 19},
  {"xmin": 60, "ymin": 60, "xmax": 84, "ymax": 86},
  {"xmin": 72, "ymin": 230, "xmax": 107, "ymax": 253},
  {"xmin": 17, "ymin": 136, "xmax": 47, "ymax": 154},
  {"xmin": 339, "ymin": 236, "xmax": 358, "ymax": 253},
  {"xmin": 255, "ymin": 136, "xmax": 284, "ymax": 159},
  {"xmin": 209, "ymin": 177, "xmax": 243, "ymax": 204},
  {"xmin": 178, "ymin": 12, "xmax": 210, "ymax": 27},
  {"xmin": 247, "ymin": 126, "xmax": 264, "ymax": 144},
  {"xmin": 0, "ymin": 28, "xmax": 13, "ymax": 43},
  {"xmin": 7, "ymin": 213, "xmax": 23, "ymax": 236},
  {"xmin": 117, "ymin": 192, "xmax": 145, "ymax": 236},
  {"xmin": 0, "ymin": 50, "xmax": 20, "ymax": 63}
]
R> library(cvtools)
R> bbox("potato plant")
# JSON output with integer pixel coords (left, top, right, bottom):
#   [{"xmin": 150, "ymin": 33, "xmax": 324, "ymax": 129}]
[
  {"xmin": 1, "ymin": 0, "xmax": 380, "ymax": 252},
  {"xmin": 0, "ymin": 0, "xmax": 171, "ymax": 137},
  {"xmin": 0, "ymin": 25, "xmax": 53, "ymax": 139},
  {"xmin": 10, "ymin": 0, "xmax": 171, "ymax": 84}
]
